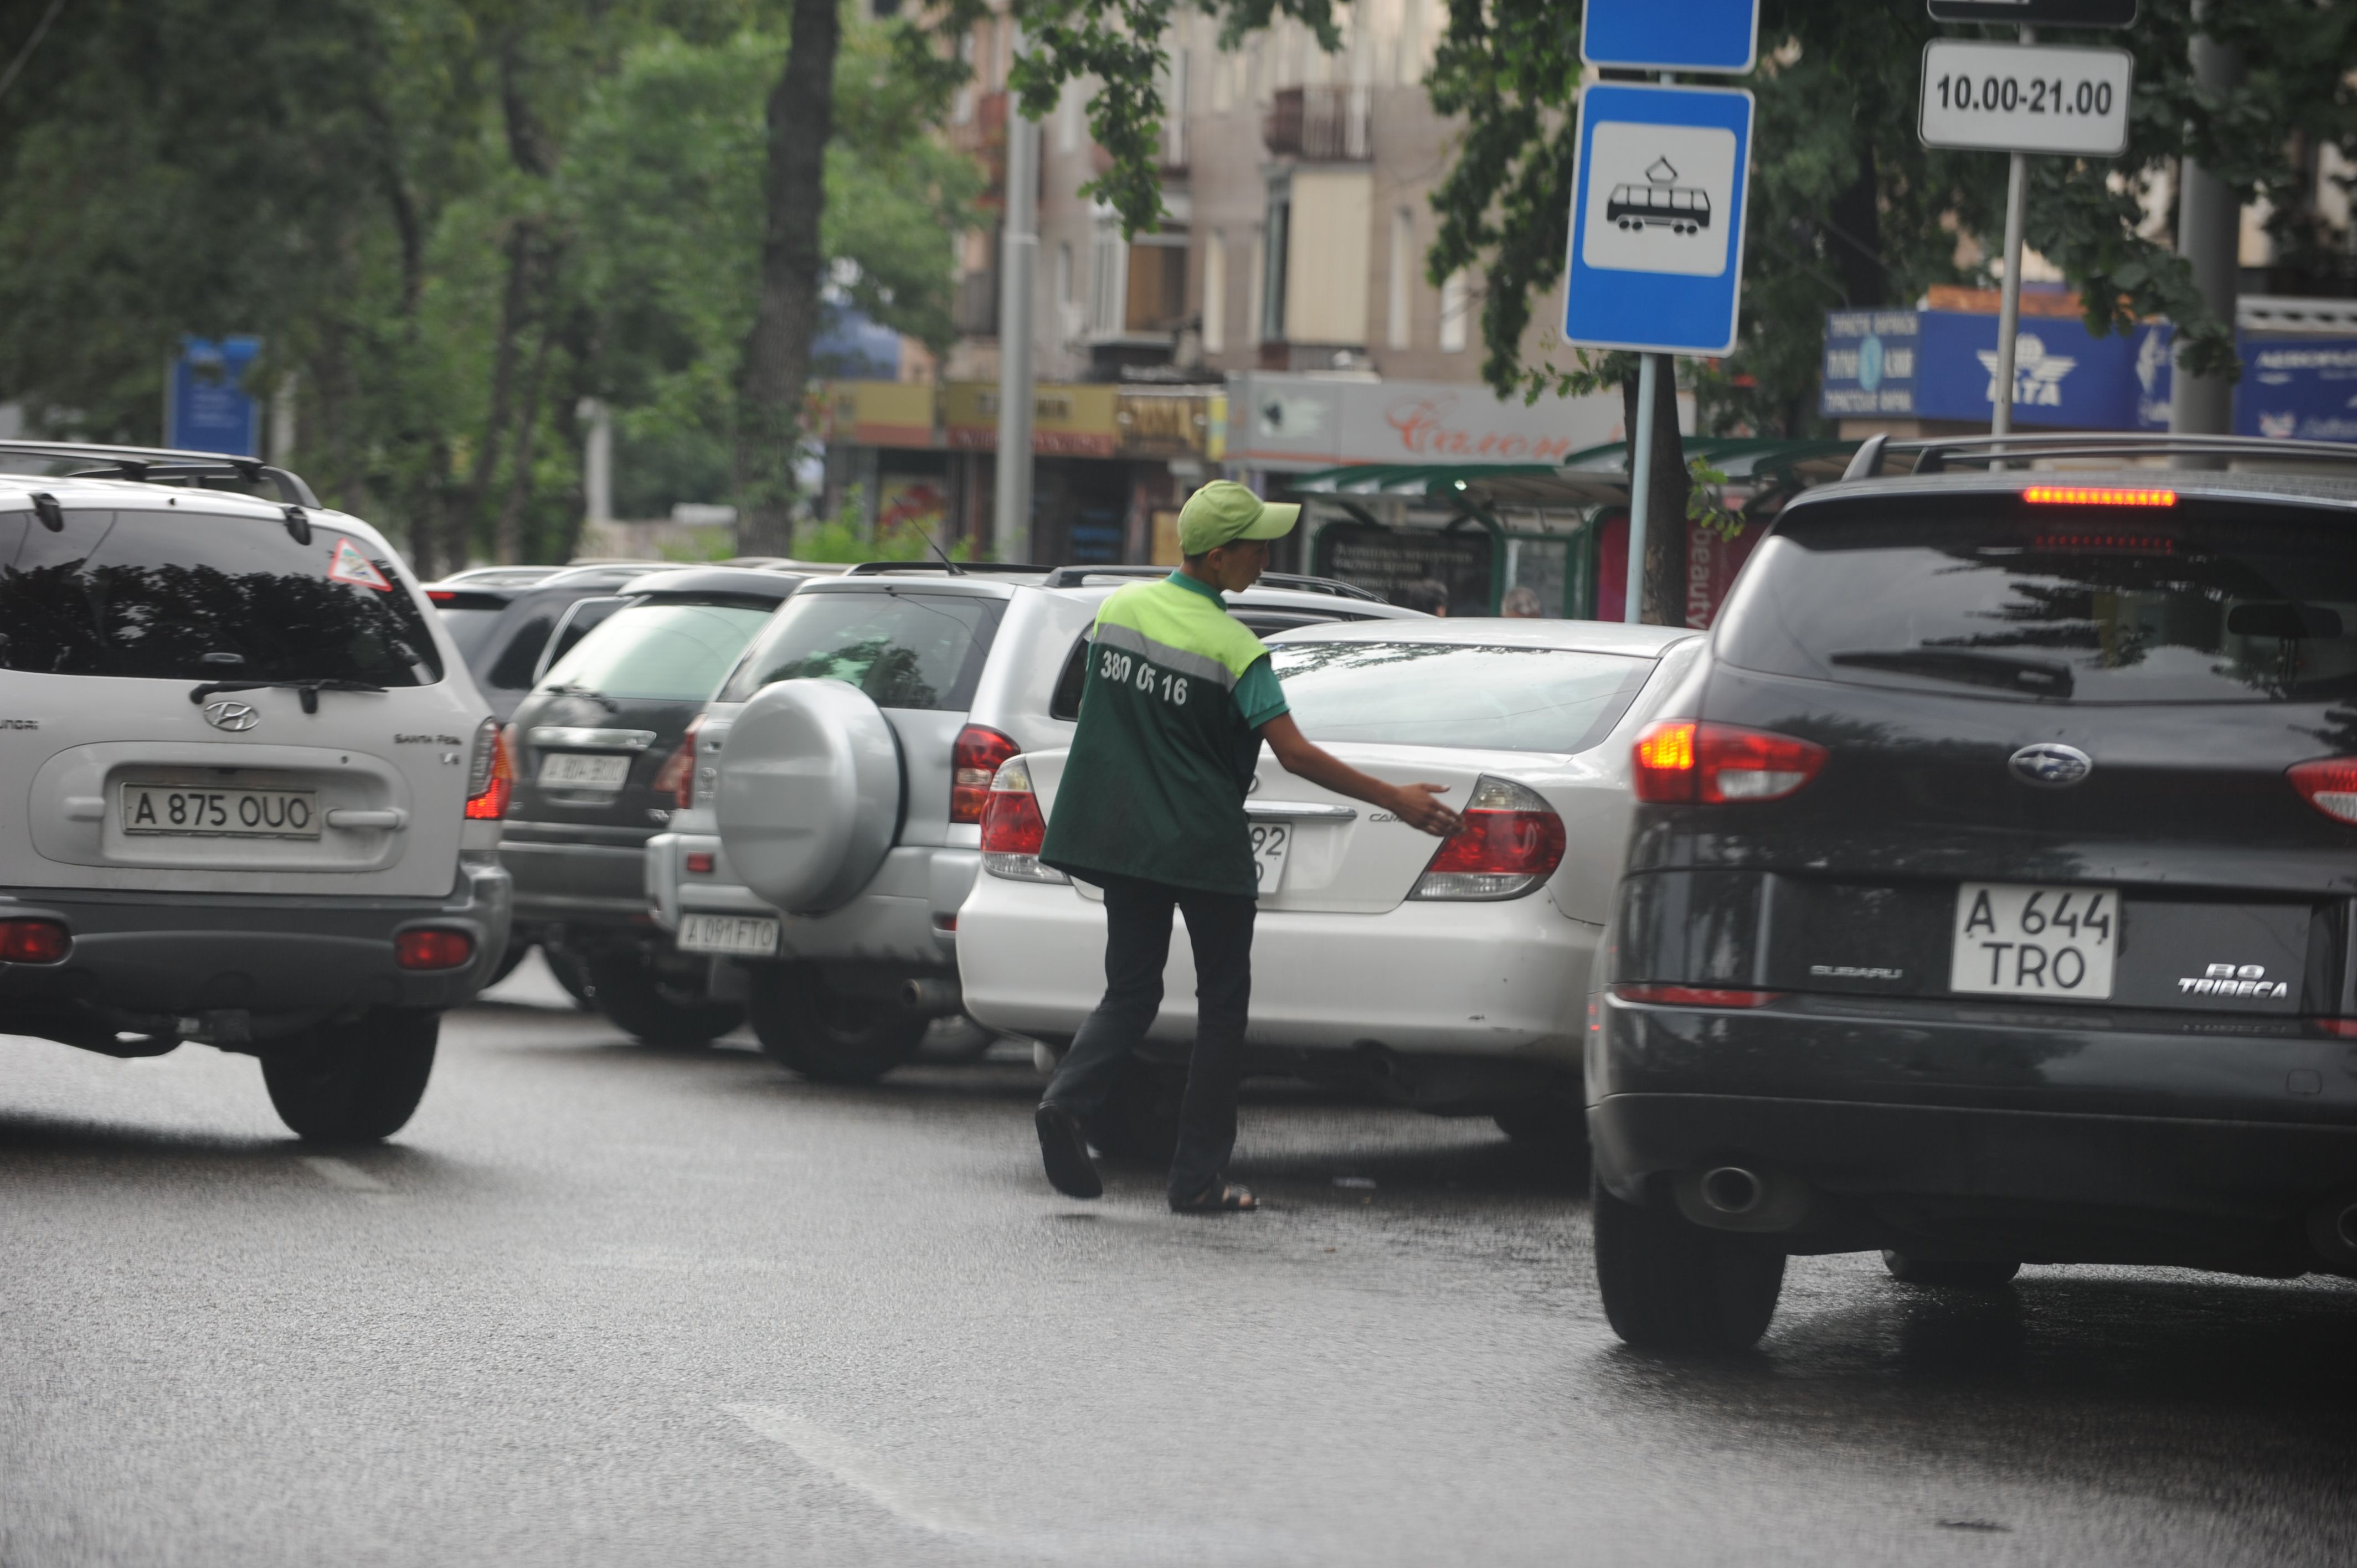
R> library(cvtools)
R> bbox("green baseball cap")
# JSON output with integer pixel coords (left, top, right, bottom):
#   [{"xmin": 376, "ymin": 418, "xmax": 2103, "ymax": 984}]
[{"xmin": 1177, "ymin": 480, "xmax": 1299, "ymax": 555}]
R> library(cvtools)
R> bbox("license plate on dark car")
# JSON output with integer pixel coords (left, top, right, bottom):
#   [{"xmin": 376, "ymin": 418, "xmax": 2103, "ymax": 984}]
[{"xmin": 1950, "ymin": 882, "xmax": 2117, "ymax": 1000}]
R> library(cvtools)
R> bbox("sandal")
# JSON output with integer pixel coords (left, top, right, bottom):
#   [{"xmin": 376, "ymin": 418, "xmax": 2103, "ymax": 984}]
[{"xmin": 1170, "ymin": 1181, "xmax": 1258, "ymax": 1214}]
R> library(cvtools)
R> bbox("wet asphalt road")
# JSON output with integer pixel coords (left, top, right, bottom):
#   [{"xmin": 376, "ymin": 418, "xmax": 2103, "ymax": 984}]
[{"xmin": 4, "ymin": 962, "xmax": 2356, "ymax": 1568}]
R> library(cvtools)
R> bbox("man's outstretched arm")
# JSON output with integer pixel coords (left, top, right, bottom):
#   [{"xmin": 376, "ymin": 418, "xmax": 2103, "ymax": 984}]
[{"xmin": 1257, "ymin": 713, "xmax": 1461, "ymax": 837}]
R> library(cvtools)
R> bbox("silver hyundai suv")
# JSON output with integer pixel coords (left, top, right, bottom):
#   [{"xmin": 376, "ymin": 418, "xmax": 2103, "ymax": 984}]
[
  {"xmin": 646, "ymin": 563, "xmax": 1422, "ymax": 1082},
  {"xmin": 0, "ymin": 441, "xmax": 511, "ymax": 1142}
]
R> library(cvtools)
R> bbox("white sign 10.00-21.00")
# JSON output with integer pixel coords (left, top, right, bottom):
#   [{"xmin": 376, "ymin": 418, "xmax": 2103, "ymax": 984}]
[{"xmin": 1918, "ymin": 39, "xmax": 2133, "ymax": 159}]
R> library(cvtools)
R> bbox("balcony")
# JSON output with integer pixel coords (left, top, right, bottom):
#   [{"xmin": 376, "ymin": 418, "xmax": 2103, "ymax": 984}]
[{"xmin": 1263, "ymin": 85, "xmax": 1371, "ymax": 162}]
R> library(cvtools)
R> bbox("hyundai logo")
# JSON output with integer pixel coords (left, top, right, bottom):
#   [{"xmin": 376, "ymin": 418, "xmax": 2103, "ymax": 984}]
[
  {"xmin": 2008, "ymin": 742, "xmax": 2092, "ymax": 789},
  {"xmin": 203, "ymin": 700, "xmax": 261, "ymax": 733}
]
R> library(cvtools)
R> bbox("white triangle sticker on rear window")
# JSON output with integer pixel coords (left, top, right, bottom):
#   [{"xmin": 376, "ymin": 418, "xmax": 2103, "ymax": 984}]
[{"xmin": 327, "ymin": 537, "xmax": 392, "ymax": 591}]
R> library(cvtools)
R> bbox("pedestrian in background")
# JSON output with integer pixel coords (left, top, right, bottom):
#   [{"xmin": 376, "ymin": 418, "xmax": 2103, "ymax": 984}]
[
  {"xmin": 1033, "ymin": 481, "xmax": 1462, "ymax": 1213},
  {"xmin": 1501, "ymin": 586, "xmax": 1543, "ymax": 617},
  {"xmin": 1395, "ymin": 578, "xmax": 1449, "ymax": 616}
]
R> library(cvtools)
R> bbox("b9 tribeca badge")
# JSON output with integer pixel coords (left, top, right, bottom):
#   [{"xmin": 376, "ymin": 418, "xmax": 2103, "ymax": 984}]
[{"xmin": 2178, "ymin": 963, "xmax": 2289, "ymax": 1000}]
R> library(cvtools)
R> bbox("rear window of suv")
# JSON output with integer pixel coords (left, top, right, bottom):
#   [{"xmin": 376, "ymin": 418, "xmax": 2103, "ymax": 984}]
[
  {"xmin": 1268, "ymin": 641, "xmax": 1653, "ymax": 752},
  {"xmin": 1718, "ymin": 493, "xmax": 2357, "ymax": 704},
  {"xmin": 542, "ymin": 601, "xmax": 778, "ymax": 702},
  {"xmin": 0, "ymin": 506, "xmax": 441, "ymax": 684},
  {"xmin": 718, "ymin": 588, "xmax": 1002, "ymax": 711}
]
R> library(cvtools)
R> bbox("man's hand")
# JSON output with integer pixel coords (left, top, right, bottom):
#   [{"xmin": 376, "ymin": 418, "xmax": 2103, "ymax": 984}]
[
  {"xmin": 1384, "ymin": 781, "xmax": 1460, "ymax": 837},
  {"xmin": 1259, "ymin": 713, "xmax": 1464, "ymax": 839}
]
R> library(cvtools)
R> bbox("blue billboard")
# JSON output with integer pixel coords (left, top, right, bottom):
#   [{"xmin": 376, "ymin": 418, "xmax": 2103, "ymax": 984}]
[
  {"xmin": 2237, "ymin": 338, "xmax": 2357, "ymax": 443},
  {"xmin": 167, "ymin": 336, "xmax": 262, "ymax": 456}
]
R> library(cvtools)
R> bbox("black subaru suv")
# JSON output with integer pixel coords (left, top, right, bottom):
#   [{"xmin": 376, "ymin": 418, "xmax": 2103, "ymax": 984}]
[
  {"xmin": 1589, "ymin": 434, "xmax": 2357, "ymax": 1351},
  {"xmin": 502, "ymin": 566, "xmax": 805, "ymax": 1044}
]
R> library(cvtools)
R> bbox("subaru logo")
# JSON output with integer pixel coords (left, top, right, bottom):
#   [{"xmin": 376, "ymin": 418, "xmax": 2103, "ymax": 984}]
[
  {"xmin": 203, "ymin": 700, "xmax": 260, "ymax": 733},
  {"xmin": 2008, "ymin": 742, "xmax": 2092, "ymax": 789}
]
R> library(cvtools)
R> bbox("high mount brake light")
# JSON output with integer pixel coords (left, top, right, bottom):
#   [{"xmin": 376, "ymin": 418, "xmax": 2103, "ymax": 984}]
[
  {"xmin": 653, "ymin": 716, "xmax": 702, "ymax": 808},
  {"xmin": 953, "ymin": 726, "xmax": 1022, "ymax": 825},
  {"xmin": 0, "ymin": 918, "xmax": 70, "ymax": 964},
  {"xmin": 2032, "ymin": 532, "xmax": 2176, "ymax": 554},
  {"xmin": 2023, "ymin": 486, "xmax": 2177, "ymax": 507},
  {"xmin": 465, "ymin": 719, "xmax": 512, "ymax": 821},
  {"xmin": 1411, "ymin": 776, "xmax": 1565, "ymax": 901},
  {"xmin": 1632, "ymin": 721, "xmax": 1826, "ymax": 805},
  {"xmin": 1614, "ymin": 983, "xmax": 1780, "ymax": 1009},
  {"xmin": 979, "ymin": 757, "xmax": 1068, "ymax": 883},
  {"xmin": 2289, "ymin": 757, "xmax": 2357, "ymax": 826}
]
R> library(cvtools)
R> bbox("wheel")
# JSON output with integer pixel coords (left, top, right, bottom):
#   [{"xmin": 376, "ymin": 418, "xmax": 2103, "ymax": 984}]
[
  {"xmin": 1592, "ymin": 1168, "xmax": 1785, "ymax": 1352},
  {"xmin": 262, "ymin": 1009, "xmax": 439, "ymax": 1144},
  {"xmin": 582, "ymin": 946, "xmax": 744, "ymax": 1047},
  {"xmin": 543, "ymin": 945, "xmax": 598, "ymax": 1010},
  {"xmin": 1881, "ymin": 1251, "xmax": 2020, "ymax": 1289},
  {"xmin": 486, "ymin": 939, "xmax": 531, "ymax": 987},
  {"xmin": 1493, "ymin": 1098, "xmax": 1589, "ymax": 1152},
  {"xmin": 1087, "ymin": 1058, "xmax": 1185, "ymax": 1164},
  {"xmin": 747, "ymin": 965, "xmax": 929, "ymax": 1083}
]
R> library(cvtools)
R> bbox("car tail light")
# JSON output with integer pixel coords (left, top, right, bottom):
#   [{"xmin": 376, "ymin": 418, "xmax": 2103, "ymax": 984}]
[
  {"xmin": 1411, "ymin": 776, "xmax": 1566, "ymax": 901},
  {"xmin": 685, "ymin": 851, "xmax": 715, "ymax": 874},
  {"xmin": 980, "ymin": 757, "xmax": 1068, "ymax": 883},
  {"xmin": 2312, "ymin": 1018, "xmax": 2357, "ymax": 1039},
  {"xmin": 2023, "ymin": 486, "xmax": 2176, "ymax": 508},
  {"xmin": 426, "ymin": 589, "xmax": 457, "ymax": 604},
  {"xmin": 395, "ymin": 929, "xmax": 475, "ymax": 971},
  {"xmin": 0, "ymin": 919, "xmax": 70, "ymax": 963},
  {"xmin": 465, "ymin": 719, "xmax": 512, "ymax": 820},
  {"xmin": 1614, "ymin": 983, "xmax": 1781, "ymax": 1008},
  {"xmin": 2289, "ymin": 758, "xmax": 2357, "ymax": 826},
  {"xmin": 653, "ymin": 716, "xmax": 701, "ymax": 808},
  {"xmin": 1632, "ymin": 721, "xmax": 1826, "ymax": 805},
  {"xmin": 953, "ymin": 725, "xmax": 1021, "ymax": 824}
]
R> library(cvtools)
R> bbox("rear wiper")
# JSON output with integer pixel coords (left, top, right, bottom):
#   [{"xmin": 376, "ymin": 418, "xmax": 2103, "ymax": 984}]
[
  {"xmin": 542, "ymin": 681, "xmax": 618, "ymax": 712},
  {"xmin": 188, "ymin": 677, "xmax": 389, "ymax": 715},
  {"xmin": 1827, "ymin": 647, "xmax": 2073, "ymax": 699}
]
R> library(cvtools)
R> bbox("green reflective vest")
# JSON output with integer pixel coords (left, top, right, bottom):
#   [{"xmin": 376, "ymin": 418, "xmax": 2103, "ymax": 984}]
[{"xmin": 1040, "ymin": 573, "xmax": 1289, "ymax": 898}]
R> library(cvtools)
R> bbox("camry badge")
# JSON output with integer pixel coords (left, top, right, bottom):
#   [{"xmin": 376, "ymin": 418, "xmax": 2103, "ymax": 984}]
[
  {"xmin": 2008, "ymin": 742, "xmax": 2091, "ymax": 788},
  {"xmin": 203, "ymin": 700, "xmax": 260, "ymax": 733}
]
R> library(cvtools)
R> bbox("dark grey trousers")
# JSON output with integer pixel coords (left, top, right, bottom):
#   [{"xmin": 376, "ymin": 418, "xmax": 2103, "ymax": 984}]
[{"xmin": 1041, "ymin": 872, "xmax": 1256, "ymax": 1202}]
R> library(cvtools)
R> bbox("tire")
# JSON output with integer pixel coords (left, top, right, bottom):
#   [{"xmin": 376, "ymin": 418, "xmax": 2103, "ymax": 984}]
[
  {"xmin": 1087, "ymin": 1059, "xmax": 1184, "ymax": 1165},
  {"xmin": 486, "ymin": 939, "xmax": 531, "ymax": 987},
  {"xmin": 747, "ymin": 965, "xmax": 929, "ymax": 1084},
  {"xmin": 544, "ymin": 945, "xmax": 598, "ymax": 1010},
  {"xmin": 583, "ymin": 947, "xmax": 744, "ymax": 1048},
  {"xmin": 262, "ymin": 1009, "xmax": 439, "ymax": 1144},
  {"xmin": 1881, "ymin": 1251, "xmax": 2021, "ymax": 1289},
  {"xmin": 1592, "ymin": 1169, "xmax": 1785, "ymax": 1353}
]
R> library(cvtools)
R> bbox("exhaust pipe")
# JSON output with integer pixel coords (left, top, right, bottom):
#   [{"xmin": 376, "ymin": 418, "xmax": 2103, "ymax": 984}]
[
  {"xmin": 901, "ymin": 977, "xmax": 963, "ymax": 1017},
  {"xmin": 2307, "ymin": 1194, "xmax": 2357, "ymax": 1270},
  {"xmin": 1699, "ymin": 1165, "xmax": 1766, "ymax": 1217}
]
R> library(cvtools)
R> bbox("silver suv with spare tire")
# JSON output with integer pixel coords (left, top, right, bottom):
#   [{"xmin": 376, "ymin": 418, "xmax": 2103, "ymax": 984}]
[
  {"xmin": 646, "ymin": 563, "xmax": 1422, "ymax": 1082},
  {"xmin": 0, "ymin": 441, "xmax": 511, "ymax": 1142}
]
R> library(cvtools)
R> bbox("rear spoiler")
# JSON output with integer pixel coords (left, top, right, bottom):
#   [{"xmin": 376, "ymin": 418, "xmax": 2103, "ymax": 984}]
[{"xmin": 1843, "ymin": 432, "xmax": 2357, "ymax": 481}]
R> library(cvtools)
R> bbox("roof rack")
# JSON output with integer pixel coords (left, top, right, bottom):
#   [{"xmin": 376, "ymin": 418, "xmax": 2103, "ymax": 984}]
[
  {"xmin": 840, "ymin": 560, "xmax": 1047, "ymax": 576},
  {"xmin": 1843, "ymin": 431, "xmax": 2357, "ymax": 482},
  {"xmin": 1037, "ymin": 563, "xmax": 1387, "ymax": 602},
  {"xmin": 0, "ymin": 440, "xmax": 321, "ymax": 508}
]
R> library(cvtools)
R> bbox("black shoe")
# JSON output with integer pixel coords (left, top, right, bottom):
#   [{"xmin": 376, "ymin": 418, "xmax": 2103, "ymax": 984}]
[{"xmin": 1035, "ymin": 1102, "xmax": 1103, "ymax": 1199}]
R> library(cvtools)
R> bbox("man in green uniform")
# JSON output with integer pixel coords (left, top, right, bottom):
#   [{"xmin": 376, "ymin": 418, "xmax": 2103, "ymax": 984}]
[{"xmin": 1033, "ymin": 480, "xmax": 1462, "ymax": 1213}]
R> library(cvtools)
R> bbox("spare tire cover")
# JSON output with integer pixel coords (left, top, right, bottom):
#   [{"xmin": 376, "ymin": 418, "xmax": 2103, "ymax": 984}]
[{"xmin": 716, "ymin": 679, "xmax": 900, "ymax": 916}]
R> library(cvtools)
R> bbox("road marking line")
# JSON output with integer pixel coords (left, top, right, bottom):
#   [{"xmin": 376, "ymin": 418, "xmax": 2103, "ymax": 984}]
[
  {"xmin": 723, "ymin": 1404, "xmax": 997, "ymax": 1538},
  {"xmin": 299, "ymin": 1157, "xmax": 390, "ymax": 1193}
]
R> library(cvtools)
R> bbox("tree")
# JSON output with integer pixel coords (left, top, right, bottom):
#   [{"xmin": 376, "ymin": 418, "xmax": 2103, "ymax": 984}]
[{"xmin": 1008, "ymin": 0, "xmax": 2356, "ymax": 622}]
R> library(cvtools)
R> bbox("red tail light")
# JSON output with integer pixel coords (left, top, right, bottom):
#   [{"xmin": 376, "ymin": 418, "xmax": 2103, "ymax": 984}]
[
  {"xmin": 1614, "ymin": 983, "xmax": 1781, "ymax": 1008},
  {"xmin": 1412, "ymin": 776, "xmax": 1566, "ymax": 900},
  {"xmin": 1633, "ymin": 721, "xmax": 1826, "ymax": 805},
  {"xmin": 685, "ymin": 851, "xmax": 715, "ymax": 874},
  {"xmin": 426, "ymin": 589, "xmax": 458, "ymax": 604},
  {"xmin": 395, "ymin": 929, "xmax": 475, "ymax": 971},
  {"xmin": 0, "ymin": 918, "xmax": 70, "ymax": 963},
  {"xmin": 953, "ymin": 725, "xmax": 1021, "ymax": 824},
  {"xmin": 979, "ymin": 757, "xmax": 1068, "ymax": 883},
  {"xmin": 2289, "ymin": 758, "xmax": 2357, "ymax": 826},
  {"xmin": 465, "ymin": 719, "xmax": 512, "ymax": 821},
  {"xmin": 653, "ymin": 716, "xmax": 702, "ymax": 809},
  {"xmin": 2312, "ymin": 1018, "xmax": 2357, "ymax": 1039}
]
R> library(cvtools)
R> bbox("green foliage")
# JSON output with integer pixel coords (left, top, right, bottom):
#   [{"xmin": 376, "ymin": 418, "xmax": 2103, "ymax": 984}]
[
  {"xmin": 1686, "ymin": 458, "xmax": 1741, "ymax": 544},
  {"xmin": 787, "ymin": 485, "xmax": 974, "ymax": 563}
]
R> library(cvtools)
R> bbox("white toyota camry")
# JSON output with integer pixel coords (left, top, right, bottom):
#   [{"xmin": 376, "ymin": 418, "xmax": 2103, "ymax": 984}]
[{"xmin": 956, "ymin": 616, "xmax": 1704, "ymax": 1155}]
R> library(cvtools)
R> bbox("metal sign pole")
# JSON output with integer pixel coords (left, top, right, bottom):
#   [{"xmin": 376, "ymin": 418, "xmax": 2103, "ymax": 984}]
[
  {"xmin": 992, "ymin": 57, "xmax": 1040, "ymax": 564},
  {"xmin": 1988, "ymin": 24, "xmax": 2035, "ymax": 450},
  {"xmin": 1625, "ymin": 352, "xmax": 1659, "ymax": 623}
]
